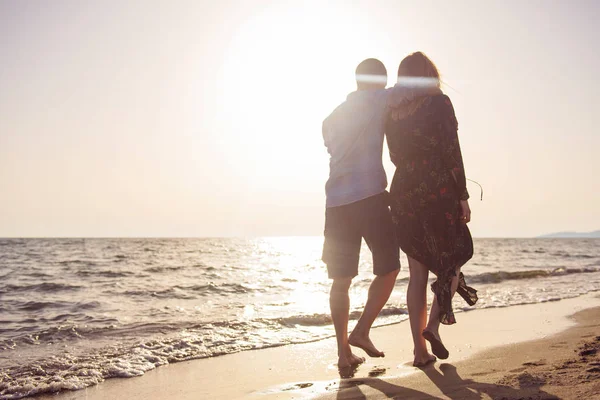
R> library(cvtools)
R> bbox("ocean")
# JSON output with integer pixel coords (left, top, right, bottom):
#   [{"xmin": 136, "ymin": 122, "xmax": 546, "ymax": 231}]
[{"xmin": 1, "ymin": 237, "xmax": 599, "ymax": 399}]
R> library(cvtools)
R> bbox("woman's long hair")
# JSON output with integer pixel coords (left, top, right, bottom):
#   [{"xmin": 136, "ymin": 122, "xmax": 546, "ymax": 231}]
[
  {"xmin": 391, "ymin": 52, "xmax": 442, "ymax": 121},
  {"xmin": 397, "ymin": 51, "xmax": 441, "ymax": 85}
]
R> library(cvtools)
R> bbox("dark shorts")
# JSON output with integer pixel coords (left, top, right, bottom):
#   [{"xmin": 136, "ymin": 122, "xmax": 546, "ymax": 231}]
[{"xmin": 322, "ymin": 191, "xmax": 400, "ymax": 279}]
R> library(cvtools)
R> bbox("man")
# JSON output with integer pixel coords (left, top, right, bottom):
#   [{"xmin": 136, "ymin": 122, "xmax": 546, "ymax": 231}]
[{"xmin": 322, "ymin": 58, "xmax": 402, "ymax": 373}]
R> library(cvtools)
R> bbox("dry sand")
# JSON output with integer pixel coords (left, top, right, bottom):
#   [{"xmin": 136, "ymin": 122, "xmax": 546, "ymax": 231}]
[
  {"xmin": 317, "ymin": 304, "xmax": 600, "ymax": 400},
  {"xmin": 39, "ymin": 293, "xmax": 600, "ymax": 400}
]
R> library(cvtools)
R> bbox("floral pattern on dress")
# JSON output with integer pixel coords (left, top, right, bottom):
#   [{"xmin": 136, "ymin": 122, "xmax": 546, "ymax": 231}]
[{"xmin": 386, "ymin": 94, "xmax": 478, "ymax": 325}]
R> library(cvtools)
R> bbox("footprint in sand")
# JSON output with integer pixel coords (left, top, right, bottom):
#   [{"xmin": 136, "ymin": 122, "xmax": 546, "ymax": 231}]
[
  {"xmin": 555, "ymin": 360, "xmax": 577, "ymax": 370},
  {"xmin": 522, "ymin": 360, "xmax": 546, "ymax": 366},
  {"xmin": 509, "ymin": 367, "xmax": 527, "ymax": 373},
  {"xmin": 281, "ymin": 383, "xmax": 314, "ymax": 391},
  {"xmin": 472, "ymin": 369, "xmax": 497, "ymax": 377},
  {"xmin": 368, "ymin": 367, "xmax": 388, "ymax": 377},
  {"xmin": 579, "ymin": 348, "xmax": 597, "ymax": 357},
  {"xmin": 516, "ymin": 372, "xmax": 546, "ymax": 387}
]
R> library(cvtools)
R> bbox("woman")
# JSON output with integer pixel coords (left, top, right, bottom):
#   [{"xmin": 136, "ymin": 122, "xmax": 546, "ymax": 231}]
[{"xmin": 386, "ymin": 52, "xmax": 478, "ymax": 367}]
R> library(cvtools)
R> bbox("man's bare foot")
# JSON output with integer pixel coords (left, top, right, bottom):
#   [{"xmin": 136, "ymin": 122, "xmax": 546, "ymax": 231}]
[
  {"xmin": 337, "ymin": 351, "xmax": 364, "ymax": 379},
  {"xmin": 347, "ymin": 352, "xmax": 366, "ymax": 366},
  {"xmin": 349, "ymin": 331, "xmax": 385, "ymax": 357},
  {"xmin": 338, "ymin": 351, "xmax": 365, "ymax": 369},
  {"xmin": 413, "ymin": 353, "xmax": 436, "ymax": 368}
]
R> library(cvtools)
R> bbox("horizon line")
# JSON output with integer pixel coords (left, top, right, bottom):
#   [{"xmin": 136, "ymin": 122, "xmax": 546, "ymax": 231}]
[{"xmin": 0, "ymin": 235, "xmax": 593, "ymax": 240}]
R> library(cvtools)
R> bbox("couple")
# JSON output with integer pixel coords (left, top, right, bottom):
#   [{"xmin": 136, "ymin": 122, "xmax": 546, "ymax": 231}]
[{"xmin": 322, "ymin": 52, "xmax": 478, "ymax": 373}]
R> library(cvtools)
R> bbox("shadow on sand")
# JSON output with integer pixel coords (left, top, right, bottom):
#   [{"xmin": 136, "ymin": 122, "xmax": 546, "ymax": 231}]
[{"xmin": 334, "ymin": 363, "xmax": 558, "ymax": 399}]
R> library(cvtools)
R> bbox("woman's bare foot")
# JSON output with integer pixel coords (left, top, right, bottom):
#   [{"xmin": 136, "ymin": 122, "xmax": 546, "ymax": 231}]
[
  {"xmin": 422, "ymin": 329, "xmax": 449, "ymax": 359},
  {"xmin": 413, "ymin": 352, "xmax": 436, "ymax": 368},
  {"xmin": 349, "ymin": 331, "xmax": 385, "ymax": 357}
]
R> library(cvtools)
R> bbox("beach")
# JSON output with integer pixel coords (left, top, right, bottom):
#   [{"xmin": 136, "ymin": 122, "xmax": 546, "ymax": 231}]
[
  {"xmin": 3, "ymin": 1, "xmax": 600, "ymax": 398},
  {"xmin": 35, "ymin": 292, "xmax": 600, "ymax": 400},
  {"xmin": 2, "ymin": 238, "xmax": 599, "ymax": 399},
  {"xmin": 3, "ymin": 237, "xmax": 599, "ymax": 400}
]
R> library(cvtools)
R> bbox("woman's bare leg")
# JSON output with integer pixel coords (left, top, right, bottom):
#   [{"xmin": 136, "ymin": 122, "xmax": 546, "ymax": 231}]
[
  {"xmin": 425, "ymin": 267, "xmax": 461, "ymax": 339},
  {"xmin": 407, "ymin": 256, "xmax": 435, "ymax": 365}
]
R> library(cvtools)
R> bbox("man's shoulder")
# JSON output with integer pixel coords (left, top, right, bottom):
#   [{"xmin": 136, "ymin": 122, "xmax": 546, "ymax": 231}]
[
  {"xmin": 323, "ymin": 98, "xmax": 350, "ymax": 129},
  {"xmin": 324, "ymin": 89, "xmax": 389, "ymax": 126}
]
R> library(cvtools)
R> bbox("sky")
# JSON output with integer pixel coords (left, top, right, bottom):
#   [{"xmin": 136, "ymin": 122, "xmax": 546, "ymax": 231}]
[{"xmin": 1, "ymin": 0, "xmax": 599, "ymax": 238}]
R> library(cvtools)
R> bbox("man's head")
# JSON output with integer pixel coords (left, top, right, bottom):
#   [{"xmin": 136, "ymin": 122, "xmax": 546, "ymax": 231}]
[{"xmin": 355, "ymin": 58, "xmax": 387, "ymax": 90}]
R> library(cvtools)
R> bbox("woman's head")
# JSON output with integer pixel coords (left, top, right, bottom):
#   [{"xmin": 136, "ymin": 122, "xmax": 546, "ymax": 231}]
[{"xmin": 397, "ymin": 52, "xmax": 440, "ymax": 88}]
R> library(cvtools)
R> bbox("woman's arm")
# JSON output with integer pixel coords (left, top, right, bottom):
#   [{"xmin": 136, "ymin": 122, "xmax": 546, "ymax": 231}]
[{"xmin": 439, "ymin": 96, "xmax": 469, "ymax": 201}]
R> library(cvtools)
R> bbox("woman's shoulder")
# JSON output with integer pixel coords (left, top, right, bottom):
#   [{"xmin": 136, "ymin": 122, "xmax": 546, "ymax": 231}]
[
  {"xmin": 427, "ymin": 94, "xmax": 456, "ymax": 117},
  {"xmin": 388, "ymin": 93, "xmax": 454, "ymax": 125},
  {"xmin": 428, "ymin": 93, "xmax": 452, "ymax": 107}
]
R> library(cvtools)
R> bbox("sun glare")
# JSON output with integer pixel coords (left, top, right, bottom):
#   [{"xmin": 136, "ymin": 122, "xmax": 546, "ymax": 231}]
[{"xmin": 217, "ymin": 3, "xmax": 380, "ymax": 183}]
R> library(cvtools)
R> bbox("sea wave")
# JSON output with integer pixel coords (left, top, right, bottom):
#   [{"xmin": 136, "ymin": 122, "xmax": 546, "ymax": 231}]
[
  {"xmin": 393, "ymin": 267, "xmax": 600, "ymax": 285},
  {"xmin": 175, "ymin": 283, "xmax": 260, "ymax": 295},
  {"xmin": 144, "ymin": 265, "xmax": 186, "ymax": 273},
  {"xmin": 467, "ymin": 267, "xmax": 600, "ymax": 284},
  {"xmin": 0, "ymin": 317, "xmax": 334, "ymax": 399},
  {"xmin": 550, "ymin": 252, "xmax": 596, "ymax": 259},
  {"xmin": 16, "ymin": 301, "xmax": 70, "ymax": 312},
  {"xmin": 1, "ymin": 285, "xmax": 598, "ymax": 400},
  {"xmin": 74, "ymin": 269, "xmax": 136, "ymax": 278},
  {"xmin": 2, "ymin": 283, "xmax": 82, "ymax": 293},
  {"xmin": 1, "ymin": 237, "xmax": 599, "ymax": 399}
]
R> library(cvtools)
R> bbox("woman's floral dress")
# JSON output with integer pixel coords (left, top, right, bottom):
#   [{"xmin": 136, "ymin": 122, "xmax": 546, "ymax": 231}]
[{"xmin": 386, "ymin": 94, "xmax": 478, "ymax": 325}]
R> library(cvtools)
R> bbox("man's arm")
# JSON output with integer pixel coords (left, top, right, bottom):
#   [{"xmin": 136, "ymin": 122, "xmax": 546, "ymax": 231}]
[{"xmin": 386, "ymin": 81, "xmax": 442, "ymax": 108}]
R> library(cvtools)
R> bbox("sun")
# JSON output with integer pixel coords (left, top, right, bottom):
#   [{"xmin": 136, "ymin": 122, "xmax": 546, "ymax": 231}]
[{"xmin": 215, "ymin": 3, "xmax": 382, "ymax": 185}]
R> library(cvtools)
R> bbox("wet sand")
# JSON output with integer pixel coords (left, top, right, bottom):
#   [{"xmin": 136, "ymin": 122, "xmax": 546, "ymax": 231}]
[{"xmin": 38, "ymin": 293, "xmax": 600, "ymax": 400}]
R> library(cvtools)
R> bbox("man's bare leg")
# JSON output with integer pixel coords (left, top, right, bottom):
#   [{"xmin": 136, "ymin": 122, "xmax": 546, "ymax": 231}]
[
  {"xmin": 330, "ymin": 277, "xmax": 365, "ymax": 368},
  {"xmin": 349, "ymin": 268, "xmax": 399, "ymax": 357}
]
